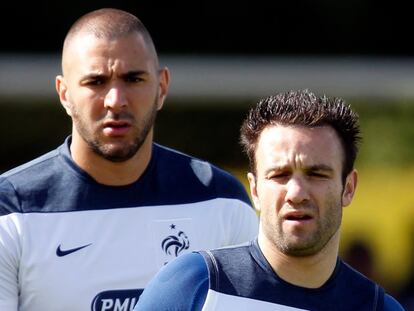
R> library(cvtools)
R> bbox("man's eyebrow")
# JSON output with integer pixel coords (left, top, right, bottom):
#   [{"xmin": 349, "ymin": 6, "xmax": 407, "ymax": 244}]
[
  {"xmin": 263, "ymin": 165, "xmax": 291, "ymax": 175},
  {"xmin": 120, "ymin": 70, "xmax": 148, "ymax": 77},
  {"xmin": 264, "ymin": 164, "xmax": 334, "ymax": 174},
  {"xmin": 80, "ymin": 73, "xmax": 107, "ymax": 80},
  {"xmin": 306, "ymin": 164, "xmax": 334, "ymax": 172},
  {"xmin": 80, "ymin": 70, "xmax": 149, "ymax": 80}
]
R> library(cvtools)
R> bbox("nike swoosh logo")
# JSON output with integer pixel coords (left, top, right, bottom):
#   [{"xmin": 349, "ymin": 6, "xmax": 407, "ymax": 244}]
[{"xmin": 56, "ymin": 243, "xmax": 92, "ymax": 257}]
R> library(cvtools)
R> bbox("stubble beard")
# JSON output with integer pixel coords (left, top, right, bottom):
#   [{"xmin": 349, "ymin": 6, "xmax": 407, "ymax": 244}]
[
  {"xmin": 268, "ymin": 199, "xmax": 342, "ymax": 257},
  {"xmin": 72, "ymin": 98, "xmax": 159, "ymax": 163}
]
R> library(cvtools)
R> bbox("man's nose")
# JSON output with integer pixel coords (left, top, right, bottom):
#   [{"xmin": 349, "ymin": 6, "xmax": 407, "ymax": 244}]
[
  {"xmin": 285, "ymin": 176, "xmax": 310, "ymax": 205},
  {"xmin": 104, "ymin": 86, "xmax": 127, "ymax": 110}
]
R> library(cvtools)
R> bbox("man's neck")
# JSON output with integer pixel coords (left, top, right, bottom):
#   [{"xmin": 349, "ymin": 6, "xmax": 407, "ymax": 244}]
[
  {"xmin": 70, "ymin": 135, "xmax": 153, "ymax": 186},
  {"xmin": 258, "ymin": 231, "xmax": 340, "ymax": 289}
]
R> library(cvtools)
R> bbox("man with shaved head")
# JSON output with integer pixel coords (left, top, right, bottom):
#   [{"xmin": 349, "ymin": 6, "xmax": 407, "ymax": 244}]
[{"xmin": 0, "ymin": 8, "xmax": 258, "ymax": 311}]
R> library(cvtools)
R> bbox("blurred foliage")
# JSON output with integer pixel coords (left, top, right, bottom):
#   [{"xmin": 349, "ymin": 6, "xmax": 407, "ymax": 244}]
[{"xmin": 352, "ymin": 99, "xmax": 414, "ymax": 169}]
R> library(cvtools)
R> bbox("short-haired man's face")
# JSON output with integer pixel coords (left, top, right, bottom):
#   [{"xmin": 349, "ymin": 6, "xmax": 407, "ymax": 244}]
[
  {"xmin": 248, "ymin": 125, "xmax": 357, "ymax": 257},
  {"xmin": 57, "ymin": 31, "xmax": 169, "ymax": 162}
]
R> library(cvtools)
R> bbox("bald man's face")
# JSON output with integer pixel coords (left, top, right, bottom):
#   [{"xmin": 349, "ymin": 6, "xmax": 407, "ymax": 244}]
[{"xmin": 56, "ymin": 32, "xmax": 169, "ymax": 162}]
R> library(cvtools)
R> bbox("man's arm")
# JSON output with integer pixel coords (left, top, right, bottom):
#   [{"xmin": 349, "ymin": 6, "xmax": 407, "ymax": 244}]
[
  {"xmin": 0, "ymin": 177, "xmax": 21, "ymax": 310},
  {"xmin": 135, "ymin": 252, "xmax": 209, "ymax": 311},
  {"xmin": 384, "ymin": 294, "xmax": 405, "ymax": 311},
  {"xmin": 0, "ymin": 216, "xmax": 20, "ymax": 310}
]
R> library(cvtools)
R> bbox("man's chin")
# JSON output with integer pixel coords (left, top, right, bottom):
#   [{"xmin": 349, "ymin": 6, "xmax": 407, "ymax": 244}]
[
  {"xmin": 102, "ymin": 153, "xmax": 134, "ymax": 163},
  {"xmin": 93, "ymin": 145, "xmax": 139, "ymax": 163}
]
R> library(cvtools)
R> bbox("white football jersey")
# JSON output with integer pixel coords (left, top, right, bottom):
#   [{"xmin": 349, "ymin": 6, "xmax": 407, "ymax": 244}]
[{"xmin": 0, "ymin": 138, "xmax": 258, "ymax": 311}]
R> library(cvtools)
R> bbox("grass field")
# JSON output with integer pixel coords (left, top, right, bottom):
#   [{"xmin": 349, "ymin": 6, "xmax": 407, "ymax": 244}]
[{"xmin": 227, "ymin": 165, "xmax": 414, "ymax": 294}]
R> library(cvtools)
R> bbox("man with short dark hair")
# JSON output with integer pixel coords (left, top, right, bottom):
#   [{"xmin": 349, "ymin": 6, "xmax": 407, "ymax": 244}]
[
  {"xmin": 135, "ymin": 89, "xmax": 404, "ymax": 310},
  {"xmin": 0, "ymin": 8, "xmax": 258, "ymax": 310}
]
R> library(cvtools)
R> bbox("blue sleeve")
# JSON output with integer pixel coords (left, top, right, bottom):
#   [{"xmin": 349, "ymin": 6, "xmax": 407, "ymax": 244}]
[
  {"xmin": 383, "ymin": 294, "xmax": 405, "ymax": 311},
  {"xmin": 134, "ymin": 252, "xmax": 209, "ymax": 311}
]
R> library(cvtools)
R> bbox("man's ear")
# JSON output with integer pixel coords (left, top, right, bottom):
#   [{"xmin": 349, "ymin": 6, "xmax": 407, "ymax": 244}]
[
  {"xmin": 342, "ymin": 169, "xmax": 358, "ymax": 207},
  {"xmin": 56, "ymin": 75, "xmax": 72, "ymax": 116},
  {"xmin": 247, "ymin": 172, "xmax": 260, "ymax": 212},
  {"xmin": 156, "ymin": 67, "xmax": 170, "ymax": 111}
]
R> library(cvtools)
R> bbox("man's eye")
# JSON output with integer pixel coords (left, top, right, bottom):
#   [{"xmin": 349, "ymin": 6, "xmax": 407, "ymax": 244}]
[
  {"xmin": 269, "ymin": 173, "xmax": 290, "ymax": 179},
  {"xmin": 309, "ymin": 172, "xmax": 328, "ymax": 178},
  {"xmin": 125, "ymin": 76, "xmax": 144, "ymax": 83},
  {"xmin": 86, "ymin": 79, "xmax": 104, "ymax": 86}
]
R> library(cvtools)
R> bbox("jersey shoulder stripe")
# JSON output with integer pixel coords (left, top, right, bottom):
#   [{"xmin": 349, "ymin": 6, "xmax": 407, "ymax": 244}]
[{"xmin": 0, "ymin": 137, "xmax": 252, "ymax": 215}]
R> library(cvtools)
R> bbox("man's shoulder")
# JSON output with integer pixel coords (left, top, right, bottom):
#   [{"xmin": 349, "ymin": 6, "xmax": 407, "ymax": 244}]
[
  {"xmin": 206, "ymin": 240, "xmax": 253, "ymax": 256},
  {"xmin": 154, "ymin": 144, "xmax": 251, "ymax": 203},
  {"xmin": 1, "ymin": 148, "xmax": 60, "ymax": 180},
  {"xmin": 339, "ymin": 261, "xmax": 405, "ymax": 310},
  {"xmin": 197, "ymin": 241, "xmax": 259, "ymax": 288},
  {"xmin": 384, "ymin": 294, "xmax": 405, "ymax": 311},
  {"xmin": 155, "ymin": 143, "xmax": 235, "ymax": 178},
  {"xmin": 339, "ymin": 260, "xmax": 381, "ymax": 287},
  {"xmin": 158, "ymin": 252, "xmax": 208, "ymax": 280},
  {"xmin": 0, "ymin": 146, "xmax": 64, "ymax": 215},
  {"xmin": 136, "ymin": 252, "xmax": 209, "ymax": 310},
  {"xmin": 0, "ymin": 149, "xmax": 59, "ymax": 187}
]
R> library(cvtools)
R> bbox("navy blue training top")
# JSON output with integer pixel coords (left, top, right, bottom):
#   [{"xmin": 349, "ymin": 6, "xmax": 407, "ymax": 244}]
[{"xmin": 136, "ymin": 240, "xmax": 404, "ymax": 310}]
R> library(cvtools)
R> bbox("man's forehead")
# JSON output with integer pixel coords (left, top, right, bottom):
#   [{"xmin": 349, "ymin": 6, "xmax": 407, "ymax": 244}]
[
  {"xmin": 62, "ymin": 31, "xmax": 153, "ymax": 75},
  {"xmin": 256, "ymin": 125, "xmax": 344, "ymax": 166},
  {"xmin": 65, "ymin": 30, "xmax": 144, "ymax": 51},
  {"xmin": 259, "ymin": 124, "xmax": 339, "ymax": 142}
]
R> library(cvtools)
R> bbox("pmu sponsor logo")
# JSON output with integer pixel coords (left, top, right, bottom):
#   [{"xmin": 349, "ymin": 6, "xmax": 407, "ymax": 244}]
[{"xmin": 91, "ymin": 289, "xmax": 143, "ymax": 311}]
